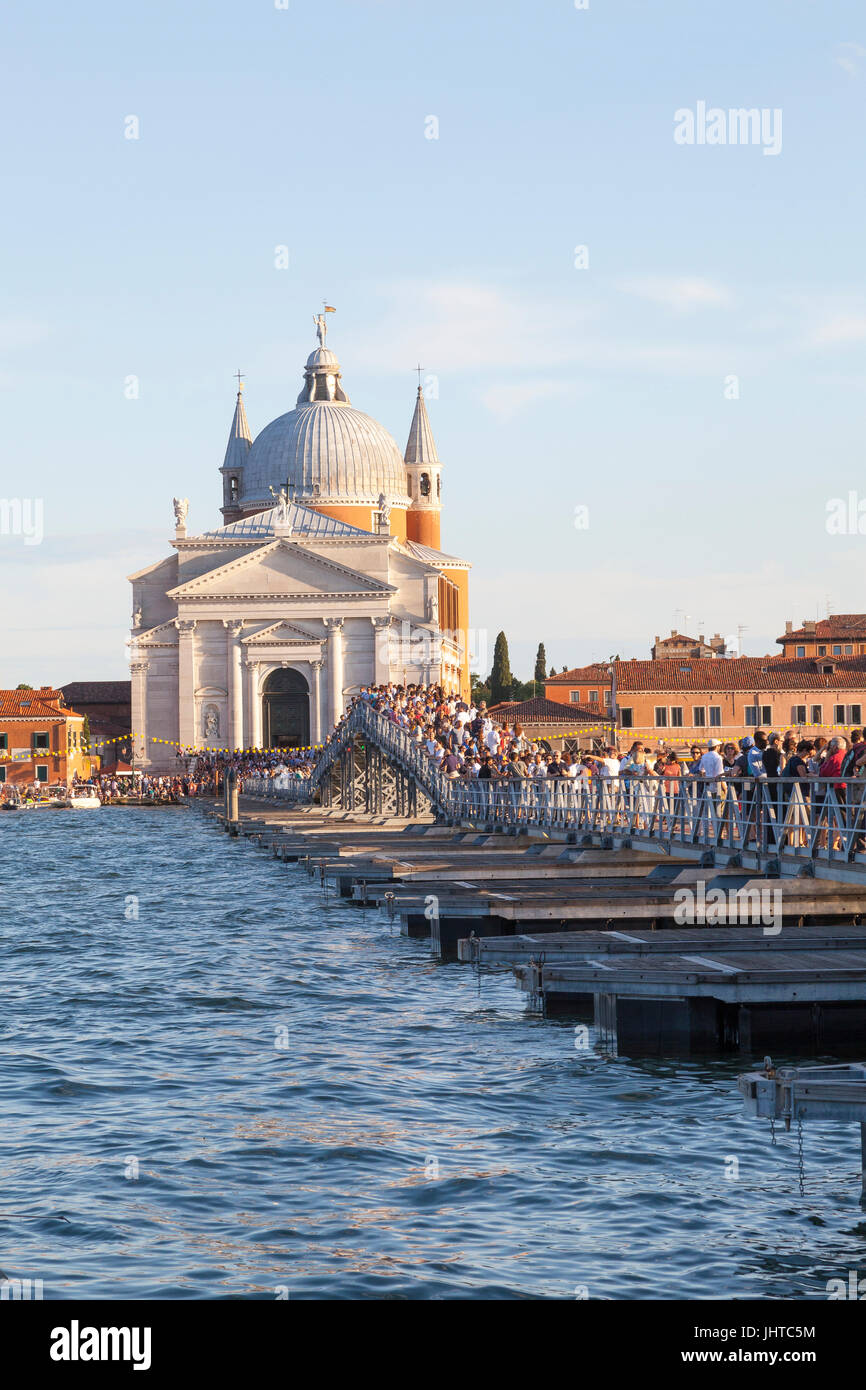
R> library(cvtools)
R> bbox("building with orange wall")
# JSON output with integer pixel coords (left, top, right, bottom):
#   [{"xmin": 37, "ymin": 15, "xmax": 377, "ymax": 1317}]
[
  {"xmin": 777, "ymin": 615, "xmax": 866, "ymax": 658},
  {"xmin": 0, "ymin": 688, "xmax": 90, "ymax": 789},
  {"xmin": 549, "ymin": 655, "xmax": 866, "ymax": 747}
]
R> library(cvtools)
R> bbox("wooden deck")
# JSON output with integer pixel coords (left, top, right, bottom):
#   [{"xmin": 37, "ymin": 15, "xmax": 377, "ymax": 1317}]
[{"xmin": 207, "ymin": 797, "xmax": 866, "ymax": 1055}]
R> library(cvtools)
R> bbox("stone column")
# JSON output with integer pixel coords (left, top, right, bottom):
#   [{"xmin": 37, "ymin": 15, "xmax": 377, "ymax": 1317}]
[
  {"xmin": 244, "ymin": 660, "xmax": 262, "ymax": 748},
  {"xmin": 129, "ymin": 660, "xmax": 149, "ymax": 766},
  {"xmin": 371, "ymin": 615, "xmax": 391, "ymax": 685},
  {"xmin": 310, "ymin": 659, "xmax": 324, "ymax": 745},
  {"xmin": 224, "ymin": 620, "xmax": 244, "ymax": 751},
  {"xmin": 324, "ymin": 618, "xmax": 345, "ymax": 730},
  {"xmin": 176, "ymin": 618, "xmax": 197, "ymax": 751}
]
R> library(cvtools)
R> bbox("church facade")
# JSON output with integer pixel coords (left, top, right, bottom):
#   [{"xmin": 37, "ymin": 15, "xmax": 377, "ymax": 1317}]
[{"xmin": 128, "ymin": 320, "xmax": 471, "ymax": 769}]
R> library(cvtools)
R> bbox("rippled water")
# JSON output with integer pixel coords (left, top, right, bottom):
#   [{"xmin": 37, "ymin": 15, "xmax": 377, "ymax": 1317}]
[{"xmin": 1, "ymin": 804, "xmax": 865, "ymax": 1300}]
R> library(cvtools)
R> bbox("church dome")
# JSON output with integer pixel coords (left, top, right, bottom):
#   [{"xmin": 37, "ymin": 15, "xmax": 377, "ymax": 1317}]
[{"xmin": 238, "ymin": 337, "xmax": 410, "ymax": 510}]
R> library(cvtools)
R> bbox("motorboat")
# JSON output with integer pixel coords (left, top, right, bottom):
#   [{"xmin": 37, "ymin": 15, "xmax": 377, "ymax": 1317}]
[{"xmin": 68, "ymin": 789, "xmax": 102, "ymax": 809}]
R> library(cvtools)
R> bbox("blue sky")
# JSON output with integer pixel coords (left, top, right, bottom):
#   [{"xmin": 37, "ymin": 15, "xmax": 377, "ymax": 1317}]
[{"xmin": 2, "ymin": 0, "xmax": 865, "ymax": 684}]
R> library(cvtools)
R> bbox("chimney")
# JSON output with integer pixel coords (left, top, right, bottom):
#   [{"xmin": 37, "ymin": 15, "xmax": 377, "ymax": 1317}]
[{"xmin": 785, "ymin": 620, "xmax": 792, "ymax": 634}]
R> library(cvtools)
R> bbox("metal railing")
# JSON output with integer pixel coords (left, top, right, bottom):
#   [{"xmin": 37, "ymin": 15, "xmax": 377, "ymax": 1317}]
[
  {"xmin": 241, "ymin": 704, "xmax": 866, "ymax": 866},
  {"xmin": 242, "ymin": 773, "xmax": 315, "ymax": 802}
]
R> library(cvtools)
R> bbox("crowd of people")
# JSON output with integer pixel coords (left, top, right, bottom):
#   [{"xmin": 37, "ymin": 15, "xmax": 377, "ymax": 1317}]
[
  {"xmin": 8, "ymin": 683, "xmax": 862, "ymax": 814},
  {"xmin": 335, "ymin": 685, "xmax": 866, "ymax": 793}
]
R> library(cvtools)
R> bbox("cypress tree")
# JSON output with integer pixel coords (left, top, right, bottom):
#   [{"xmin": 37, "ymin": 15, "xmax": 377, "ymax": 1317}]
[
  {"xmin": 534, "ymin": 643, "xmax": 547, "ymax": 683},
  {"xmin": 489, "ymin": 631, "xmax": 513, "ymax": 705}
]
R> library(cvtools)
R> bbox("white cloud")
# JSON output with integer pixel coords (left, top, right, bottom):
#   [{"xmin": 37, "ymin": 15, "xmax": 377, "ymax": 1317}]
[
  {"xmin": 619, "ymin": 276, "xmax": 731, "ymax": 313},
  {"xmin": 812, "ymin": 312, "xmax": 866, "ymax": 347},
  {"xmin": 835, "ymin": 41, "xmax": 866, "ymax": 76}
]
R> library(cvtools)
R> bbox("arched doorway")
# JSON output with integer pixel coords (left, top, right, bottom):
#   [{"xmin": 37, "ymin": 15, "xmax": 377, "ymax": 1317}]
[{"xmin": 262, "ymin": 667, "xmax": 310, "ymax": 748}]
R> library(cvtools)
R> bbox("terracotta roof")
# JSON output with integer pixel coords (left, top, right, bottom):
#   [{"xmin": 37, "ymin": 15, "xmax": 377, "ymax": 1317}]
[
  {"xmin": 60, "ymin": 681, "xmax": 131, "ymax": 705},
  {"xmin": 778, "ymin": 615, "xmax": 866, "ymax": 643},
  {"xmin": 0, "ymin": 687, "xmax": 80, "ymax": 718},
  {"xmin": 545, "ymin": 664, "xmax": 611, "ymax": 684},
  {"xmin": 614, "ymin": 655, "xmax": 866, "ymax": 693},
  {"xmin": 489, "ymin": 697, "xmax": 614, "ymax": 724}
]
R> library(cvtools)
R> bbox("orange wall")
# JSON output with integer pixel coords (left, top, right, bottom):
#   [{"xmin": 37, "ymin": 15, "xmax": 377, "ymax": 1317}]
[
  {"xmin": 309, "ymin": 503, "xmax": 408, "ymax": 541},
  {"xmin": 441, "ymin": 566, "xmax": 471, "ymax": 702},
  {"xmin": 0, "ymin": 716, "xmax": 89, "ymax": 787},
  {"xmin": 778, "ymin": 638, "xmax": 866, "ymax": 658},
  {"xmin": 407, "ymin": 507, "xmax": 441, "ymax": 549}
]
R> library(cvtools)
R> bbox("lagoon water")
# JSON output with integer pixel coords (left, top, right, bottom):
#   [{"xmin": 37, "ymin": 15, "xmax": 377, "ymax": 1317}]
[{"xmin": 1, "ymin": 805, "xmax": 864, "ymax": 1300}]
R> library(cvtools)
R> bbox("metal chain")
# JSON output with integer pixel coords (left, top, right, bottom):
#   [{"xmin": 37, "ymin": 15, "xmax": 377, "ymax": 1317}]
[
  {"xmin": 797, "ymin": 1114, "xmax": 805, "ymax": 1195},
  {"xmin": 770, "ymin": 1117, "xmax": 776, "ymax": 1147}
]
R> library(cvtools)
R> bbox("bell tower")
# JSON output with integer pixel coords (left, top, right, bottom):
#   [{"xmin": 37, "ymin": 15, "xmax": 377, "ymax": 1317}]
[
  {"xmin": 220, "ymin": 372, "xmax": 252, "ymax": 524},
  {"xmin": 404, "ymin": 375, "xmax": 441, "ymax": 550}
]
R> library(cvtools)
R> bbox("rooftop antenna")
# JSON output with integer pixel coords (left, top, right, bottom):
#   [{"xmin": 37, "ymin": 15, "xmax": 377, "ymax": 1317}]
[{"xmin": 737, "ymin": 624, "xmax": 748, "ymax": 656}]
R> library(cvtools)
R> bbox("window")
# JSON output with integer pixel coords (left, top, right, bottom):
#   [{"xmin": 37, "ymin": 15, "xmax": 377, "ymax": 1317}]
[
  {"xmin": 603, "ymin": 689, "xmax": 611, "ymax": 706},
  {"xmin": 834, "ymin": 704, "xmax": 846, "ymax": 725},
  {"xmin": 436, "ymin": 475, "xmax": 441, "ymax": 499},
  {"xmin": 32, "ymin": 732, "xmax": 49, "ymax": 750},
  {"xmin": 744, "ymin": 707, "xmax": 770, "ymax": 726},
  {"xmin": 588, "ymin": 689, "xmax": 599, "ymax": 704},
  {"xmin": 791, "ymin": 705, "xmax": 806, "ymax": 724},
  {"xmin": 796, "ymin": 646, "xmax": 805, "ymax": 658},
  {"xmin": 569, "ymin": 691, "xmax": 582, "ymax": 703},
  {"xmin": 746, "ymin": 705, "xmax": 771, "ymax": 725},
  {"xmin": 420, "ymin": 473, "xmax": 430, "ymax": 497},
  {"xmin": 229, "ymin": 476, "xmax": 238, "ymax": 502},
  {"xmin": 0, "ymin": 733, "xmax": 6, "ymax": 751},
  {"xmin": 818, "ymin": 646, "xmax": 827, "ymax": 656},
  {"xmin": 0, "ymin": 766, "xmax": 5, "ymax": 783},
  {"xmin": 851, "ymin": 705, "xmax": 862, "ymax": 725},
  {"xmin": 833, "ymin": 644, "xmax": 842, "ymax": 655},
  {"xmin": 670, "ymin": 707, "xmax": 683, "ymax": 727},
  {"xmin": 709, "ymin": 706, "xmax": 721, "ymax": 727},
  {"xmin": 810, "ymin": 704, "xmax": 822, "ymax": 724},
  {"xmin": 654, "ymin": 707, "xmax": 668, "ymax": 727},
  {"xmin": 35, "ymin": 765, "xmax": 48, "ymax": 783},
  {"xmin": 619, "ymin": 708, "xmax": 633, "ymax": 729},
  {"xmin": 845, "ymin": 645, "xmax": 853, "ymax": 655},
  {"xmin": 693, "ymin": 706, "xmax": 706, "ymax": 727}
]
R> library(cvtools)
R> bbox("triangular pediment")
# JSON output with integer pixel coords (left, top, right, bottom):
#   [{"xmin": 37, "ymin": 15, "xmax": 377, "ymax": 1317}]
[
  {"xmin": 134, "ymin": 619, "xmax": 178, "ymax": 647},
  {"xmin": 166, "ymin": 539, "xmax": 395, "ymax": 600},
  {"xmin": 243, "ymin": 618, "xmax": 321, "ymax": 645}
]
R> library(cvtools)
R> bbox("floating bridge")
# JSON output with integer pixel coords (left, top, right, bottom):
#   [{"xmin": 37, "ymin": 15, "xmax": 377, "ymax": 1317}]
[{"xmin": 244, "ymin": 703, "xmax": 866, "ymax": 885}]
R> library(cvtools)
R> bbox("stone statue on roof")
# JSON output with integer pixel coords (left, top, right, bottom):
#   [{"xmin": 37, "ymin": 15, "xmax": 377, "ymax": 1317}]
[
  {"xmin": 172, "ymin": 497, "xmax": 189, "ymax": 528},
  {"xmin": 313, "ymin": 313, "xmax": 327, "ymax": 348},
  {"xmin": 269, "ymin": 485, "xmax": 292, "ymax": 526}
]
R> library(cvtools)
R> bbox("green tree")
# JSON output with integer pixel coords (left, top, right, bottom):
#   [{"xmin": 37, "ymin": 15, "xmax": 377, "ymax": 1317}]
[
  {"xmin": 470, "ymin": 670, "xmax": 491, "ymax": 706},
  {"xmin": 15, "ymin": 683, "xmax": 33, "ymax": 690},
  {"xmin": 489, "ymin": 631, "xmax": 513, "ymax": 705},
  {"xmin": 533, "ymin": 642, "xmax": 547, "ymax": 695}
]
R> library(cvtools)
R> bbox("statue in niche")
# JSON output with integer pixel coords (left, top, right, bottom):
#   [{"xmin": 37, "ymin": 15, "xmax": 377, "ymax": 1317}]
[{"xmin": 203, "ymin": 705, "xmax": 220, "ymax": 739}]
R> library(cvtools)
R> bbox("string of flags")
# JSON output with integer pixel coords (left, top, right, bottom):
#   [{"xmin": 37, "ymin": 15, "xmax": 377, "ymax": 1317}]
[{"xmin": 0, "ymin": 733, "xmax": 326, "ymax": 762}]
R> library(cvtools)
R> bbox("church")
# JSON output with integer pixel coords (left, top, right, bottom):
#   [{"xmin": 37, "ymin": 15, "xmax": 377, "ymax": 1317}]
[{"xmin": 128, "ymin": 314, "xmax": 471, "ymax": 770}]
